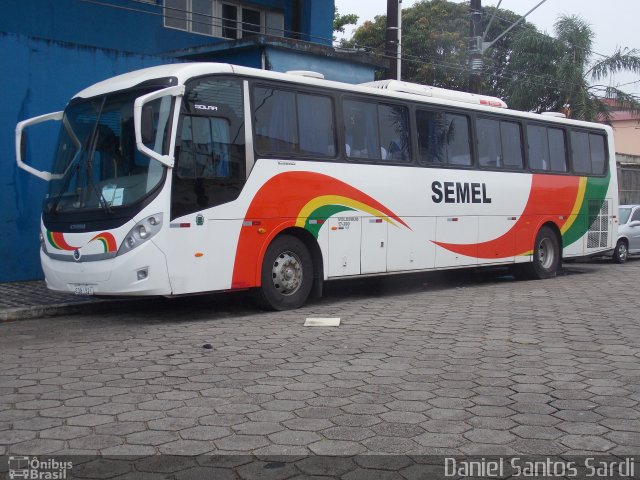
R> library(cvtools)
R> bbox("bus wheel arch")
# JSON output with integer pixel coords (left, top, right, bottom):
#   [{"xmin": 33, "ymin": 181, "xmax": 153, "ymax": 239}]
[
  {"xmin": 254, "ymin": 228, "xmax": 323, "ymax": 310},
  {"xmin": 518, "ymin": 222, "xmax": 562, "ymax": 280}
]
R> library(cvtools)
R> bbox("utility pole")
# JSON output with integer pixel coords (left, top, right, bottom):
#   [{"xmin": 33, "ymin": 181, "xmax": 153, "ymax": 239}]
[
  {"xmin": 385, "ymin": 0, "xmax": 401, "ymax": 80},
  {"xmin": 469, "ymin": 0, "xmax": 483, "ymax": 93}
]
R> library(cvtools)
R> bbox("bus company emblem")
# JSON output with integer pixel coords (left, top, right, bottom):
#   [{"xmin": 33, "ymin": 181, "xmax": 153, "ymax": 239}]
[
  {"xmin": 196, "ymin": 214, "xmax": 204, "ymax": 226},
  {"xmin": 73, "ymin": 249, "xmax": 81, "ymax": 261}
]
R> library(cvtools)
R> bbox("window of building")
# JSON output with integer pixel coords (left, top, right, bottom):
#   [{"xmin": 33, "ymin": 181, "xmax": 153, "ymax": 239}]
[
  {"xmin": 164, "ymin": 0, "xmax": 284, "ymax": 39},
  {"xmin": 253, "ymin": 87, "xmax": 337, "ymax": 157},
  {"xmin": 416, "ymin": 110, "xmax": 472, "ymax": 166},
  {"xmin": 571, "ymin": 131, "xmax": 607, "ymax": 175},
  {"xmin": 344, "ymin": 100, "xmax": 410, "ymax": 162},
  {"xmin": 477, "ymin": 118, "xmax": 523, "ymax": 169},
  {"xmin": 527, "ymin": 124, "xmax": 568, "ymax": 173}
]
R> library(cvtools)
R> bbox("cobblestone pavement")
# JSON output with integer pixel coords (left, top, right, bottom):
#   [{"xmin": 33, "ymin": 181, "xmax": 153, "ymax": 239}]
[{"xmin": 0, "ymin": 259, "xmax": 639, "ymax": 459}]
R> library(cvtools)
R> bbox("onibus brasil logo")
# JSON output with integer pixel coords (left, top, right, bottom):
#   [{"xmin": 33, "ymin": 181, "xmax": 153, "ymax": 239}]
[{"xmin": 8, "ymin": 457, "xmax": 72, "ymax": 479}]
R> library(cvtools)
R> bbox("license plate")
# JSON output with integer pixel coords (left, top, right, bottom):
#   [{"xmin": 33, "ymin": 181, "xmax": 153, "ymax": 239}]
[{"xmin": 73, "ymin": 285, "xmax": 95, "ymax": 296}]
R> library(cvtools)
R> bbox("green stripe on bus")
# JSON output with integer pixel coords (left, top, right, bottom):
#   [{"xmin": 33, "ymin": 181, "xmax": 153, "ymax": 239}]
[{"xmin": 562, "ymin": 172, "xmax": 611, "ymax": 248}]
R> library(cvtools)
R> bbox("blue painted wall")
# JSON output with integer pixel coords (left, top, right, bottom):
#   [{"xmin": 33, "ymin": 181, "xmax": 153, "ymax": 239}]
[
  {"xmin": 0, "ymin": 0, "xmax": 334, "ymax": 54},
  {"xmin": 0, "ymin": 33, "xmax": 177, "ymax": 281},
  {"xmin": 266, "ymin": 47, "xmax": 374, "ymax": 84}
]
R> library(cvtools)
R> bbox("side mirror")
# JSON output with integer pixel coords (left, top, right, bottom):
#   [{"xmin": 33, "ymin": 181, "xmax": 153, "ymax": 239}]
[
  {"xmin": 141, "ymin": 105, "xmax": 154, "ymax": 144},
  {"xmin": 134, "ymin": 84, "xmax": 185, "ymax": 168},
  {"xmin": 15, "ymin": 111, "xmax": 64, "ymax": 181}
]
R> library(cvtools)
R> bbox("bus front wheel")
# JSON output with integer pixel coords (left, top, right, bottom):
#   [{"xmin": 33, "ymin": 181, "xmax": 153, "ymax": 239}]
[
  {"xmin": 518, "ymin": 226, "xmax": 561, "ymax": 280},
  {"xmin": 256, "ymin": 234, "xmax": 313, "ymax": 310}
]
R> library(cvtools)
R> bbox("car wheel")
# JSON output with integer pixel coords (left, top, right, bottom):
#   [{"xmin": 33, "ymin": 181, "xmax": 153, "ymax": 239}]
[
  {"xmin": 613, "ymin": 239, "xmax": 628, "ymax": 264},
  {"xmin": 255, "ymin": 234, "xmax": 313, "ymax": 311}
]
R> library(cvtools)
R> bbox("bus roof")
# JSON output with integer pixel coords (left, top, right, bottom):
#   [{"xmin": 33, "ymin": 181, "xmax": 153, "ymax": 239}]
[{"xmin": 73, "ymin": 62, "xmax": 611, "ymax": 133}]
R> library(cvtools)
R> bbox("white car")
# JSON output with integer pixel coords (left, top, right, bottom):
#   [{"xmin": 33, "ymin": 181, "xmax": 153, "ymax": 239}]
[{"xmin": 613, "ymin": 205, "xmax": 640, "ymax": 263}]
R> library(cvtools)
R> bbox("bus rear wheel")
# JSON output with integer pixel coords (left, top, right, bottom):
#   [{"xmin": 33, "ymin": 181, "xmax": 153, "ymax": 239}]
[
  {"xmin": 519, "ymin": 226, "xmax": 561, "ymax": 280},
  {"xmin": 256, "ymin": 234, "xmax": 313, "ymax": 310}
]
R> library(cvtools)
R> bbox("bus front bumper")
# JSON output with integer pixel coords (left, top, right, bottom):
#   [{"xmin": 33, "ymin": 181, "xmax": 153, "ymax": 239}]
[{"xmin": 41, "ymin": 240, "xmax": 172, "ymax": 296}]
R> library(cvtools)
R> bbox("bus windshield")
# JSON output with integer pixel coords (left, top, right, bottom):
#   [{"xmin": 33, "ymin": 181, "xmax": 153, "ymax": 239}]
[{"xmin": 45, "ymin": 89, "xmax": 169, "ymax": 215}]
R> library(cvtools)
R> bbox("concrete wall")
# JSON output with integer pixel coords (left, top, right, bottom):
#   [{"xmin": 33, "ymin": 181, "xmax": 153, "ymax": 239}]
[
  {"xmin": 0, "ymin": 0, "xmax": 334, "ymax": 54},
  {"xmin": 1, "ymin": 33, "xmax": 176, "ymax": 281},
  {"xmin": 611, "ymin": 120, "xmax": 640, "ymax": 156}
]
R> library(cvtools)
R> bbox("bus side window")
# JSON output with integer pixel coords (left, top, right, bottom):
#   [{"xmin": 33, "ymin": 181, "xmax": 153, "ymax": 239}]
[
  {"xmin": 298, "ymin": 93, "xmax": 336, "ymax": 157},
  {"xmin": 527, "ymin": 124, "xmax": 550, "ymax": 171},
  {"xmin": 344, "ymin": 99, "xmax": 379, "ymax": 160},
  {"xmin": 570, "ymin": 131, "xmax": 591, "ymax": 174},
  {"xmin": 477, "ymin": 118, "xmax": 501, "ymax": 168},
  {"xmin": 378, "ymin": 104, "xmax": 410, "ymax": 162},
  {"xmin": 589, "ymin": 133, "xmax": 606, "ymax": 175},
  {"xmin": 548, "ymin": 128, "xmax": 567, "ymax": 173},
  {"xmin": 171, "ymin": 77, "xmax": 246, "ymax": 220},
  {"xmin": 253, "ymin": 87, "xmax": 298, "ymax": 154},
  {"xmin": 416, "ymin": 109, "xmax": 445, "ymax": 165},
  {"xmin": 445, "ymin": 113, "xmax": 472, "ymax": 166},
  {"xmin": 500, "ymin": 121, "xmax": 524, "ymax": 169}
]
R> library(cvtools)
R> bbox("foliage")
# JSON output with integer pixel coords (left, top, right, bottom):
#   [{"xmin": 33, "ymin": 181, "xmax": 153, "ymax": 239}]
[
  {"xmin": 333, "ymin": 7, "xmax": 359, "ymax": 37},
  {"xmin": 507, "ymin": 15, "xmax": 640, "ymax": 120},
  {"xmin": 341, "ymin": 0, "xmax": 535, "ymax": 95}
]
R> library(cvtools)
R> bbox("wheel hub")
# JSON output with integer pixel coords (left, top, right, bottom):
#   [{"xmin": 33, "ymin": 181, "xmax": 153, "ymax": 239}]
[{"xmin": 272, "ymin": 251, "xmax": 303, "ymax": 296}]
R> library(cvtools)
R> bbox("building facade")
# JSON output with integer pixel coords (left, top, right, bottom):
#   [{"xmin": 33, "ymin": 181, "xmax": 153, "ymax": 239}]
[{"xmin": 2, "ymin": 0, "xmax": 377, "ymax": 282}]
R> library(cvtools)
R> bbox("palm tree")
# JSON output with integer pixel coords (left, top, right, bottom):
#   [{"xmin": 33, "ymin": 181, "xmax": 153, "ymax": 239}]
[{"xmin": 507, "ymin": 15, "xmax": 640, "ymax": 121}]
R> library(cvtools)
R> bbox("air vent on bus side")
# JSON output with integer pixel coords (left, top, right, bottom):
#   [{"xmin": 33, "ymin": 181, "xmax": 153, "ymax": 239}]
[
  {"xmin": 587, "ymin": 199, "xmax": 609, "ymax": 249},
  {"xmin": 361, "ymin": 80, "xmax": 508, "ymax": 108}
]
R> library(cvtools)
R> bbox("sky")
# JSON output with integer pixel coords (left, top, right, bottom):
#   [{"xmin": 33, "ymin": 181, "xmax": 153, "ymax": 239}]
[{"xmin": 334, "ymin": 0, "xmax": 640, "ymax": 95}]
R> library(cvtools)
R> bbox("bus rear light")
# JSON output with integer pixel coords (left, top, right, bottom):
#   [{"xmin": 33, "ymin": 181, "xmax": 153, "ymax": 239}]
[
  {"xmin": 243, "ymin": 220, "xmax": 261, "ymax": 227},
  {"xmin": 117, "ymin": 213, "xmax": 163, "ymax": 257},
  {"xmin": 308, "ymin": 219, "xmax": 325, "ymax": 225}
]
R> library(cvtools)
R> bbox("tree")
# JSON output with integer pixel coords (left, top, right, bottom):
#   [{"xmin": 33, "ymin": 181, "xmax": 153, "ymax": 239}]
[
  {"xmin": 341, "ymin": 0, "xmax": 534, "ymax": 96},
  {"xmin": 333, "ymin": 7, "xmax": 359, "ymax": 40},
  {"xmin": 506, "ymin": 15, "xmax": 640, "ymax": 120}
]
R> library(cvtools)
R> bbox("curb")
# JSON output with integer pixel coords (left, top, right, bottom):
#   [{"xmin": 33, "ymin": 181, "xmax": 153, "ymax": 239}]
[{"xmin": 0, "ymin": 297, "xmax": 156, "ymax": 322}]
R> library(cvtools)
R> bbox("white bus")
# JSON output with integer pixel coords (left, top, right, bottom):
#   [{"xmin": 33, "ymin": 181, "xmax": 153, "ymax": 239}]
[{"xmin": 16, "ymin": 63, "xmax": 617, "ymax": 310}]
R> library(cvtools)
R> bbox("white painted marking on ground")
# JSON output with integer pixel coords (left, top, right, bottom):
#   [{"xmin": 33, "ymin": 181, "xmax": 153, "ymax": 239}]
[{"xmin": 304, "ymin": 318, "xmax": 341, "ymax": 327}]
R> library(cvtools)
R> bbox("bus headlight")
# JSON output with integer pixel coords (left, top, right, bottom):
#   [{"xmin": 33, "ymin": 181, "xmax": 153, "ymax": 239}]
[{"xmin": 117, "ymin": 213, "xmax": 163, "ymax": 256}]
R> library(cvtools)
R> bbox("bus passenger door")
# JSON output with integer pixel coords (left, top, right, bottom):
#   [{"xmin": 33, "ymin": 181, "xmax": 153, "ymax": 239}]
[
  {"xmin": 361, "ymin": 217, "xmax": 387, "ymax": 274},
  {"xmin": 477, "ymin": 216, "xmax": 517, "ymax": 264},
  {"xmin": 435, "ymin": 216, "xmax": 479, "ymax": 268},
  {"xmin": 328, "ymin": 216, "xmax": 361, "ymax": 277}
]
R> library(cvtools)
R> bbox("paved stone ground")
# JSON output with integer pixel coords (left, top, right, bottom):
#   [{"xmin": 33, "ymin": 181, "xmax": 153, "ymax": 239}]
[{"xmin": 0, "ymin": 259, "xmax": 639, "ymax": 459}]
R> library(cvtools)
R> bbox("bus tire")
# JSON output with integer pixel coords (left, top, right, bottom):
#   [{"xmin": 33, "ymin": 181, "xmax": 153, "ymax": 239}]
[
  {"xmin": 612, "ymin": 239, "xmax": 628, "ymax": 264},
  {"xmin": 255, "ymin": 234, "xmax": 313, "ymax": 311},
  {"xmin": 521, "ymin": 226, "xmax": 560, "ymax": 279}
]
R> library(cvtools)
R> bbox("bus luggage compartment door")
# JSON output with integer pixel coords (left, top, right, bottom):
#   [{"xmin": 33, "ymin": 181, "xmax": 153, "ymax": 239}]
[
  {"xmin": 361, "ymin": 217, "xmax": 388, "ymax": 274},
  {"xmin": 328, "ymin": 216, "xmax": 361, "ymax": 277},
  {"xmin": 435, "ymin": 215, "xmax": 479, "ymax": 268}
]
